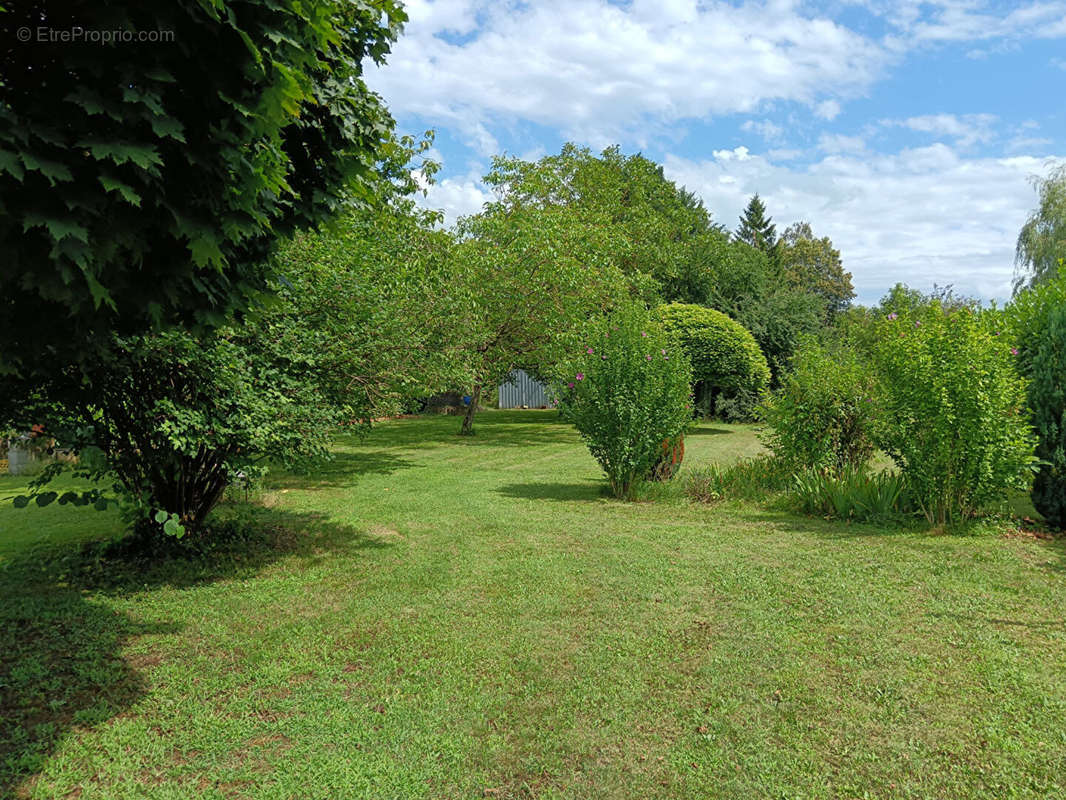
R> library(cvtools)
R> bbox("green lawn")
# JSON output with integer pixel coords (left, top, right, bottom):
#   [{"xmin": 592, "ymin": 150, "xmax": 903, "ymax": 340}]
[{"xmin": 2, "ymin": 411, "xmax": 1065, "ymax": 799}]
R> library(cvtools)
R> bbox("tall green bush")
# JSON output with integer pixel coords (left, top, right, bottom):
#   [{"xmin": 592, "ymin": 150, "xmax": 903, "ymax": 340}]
[
  {"xmin": 654, "ymin": 303, "xmax": 770, "ymax": 419},
  {"xmin": 869, "ymin": 304, "xmax": 1037, "ymax": 525},
  {"xmin": 1009, "ymin": 263, "xmax": 1066, "ymax": 528},
  {"xmin": 559, "ymin": 306, "xmax": 692, "ymax": 499},
  {"xmin": 758, "ymin": 338, "xmax": 877, "ymax": 474}
]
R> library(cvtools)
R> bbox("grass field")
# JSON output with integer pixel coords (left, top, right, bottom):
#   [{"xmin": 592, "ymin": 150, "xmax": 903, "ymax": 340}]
[{"xmin": 2, "ymin": 411, "xmax": 1065, "ymax": 799}]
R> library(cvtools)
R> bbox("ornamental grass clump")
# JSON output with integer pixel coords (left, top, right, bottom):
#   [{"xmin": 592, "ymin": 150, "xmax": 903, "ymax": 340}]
[
  {"xmin": 559, "ymin": 306, "xmax": 692, "ymax": 500},
  {"xmin": 869, "ymin": 303, "xmax": 1037, "ymax": 526}
]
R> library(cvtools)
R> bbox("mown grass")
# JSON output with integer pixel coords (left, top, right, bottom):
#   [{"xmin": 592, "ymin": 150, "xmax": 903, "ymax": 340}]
[{"xmin": 1, "ymin": 411, "xmax": 1064, "ymax": 799}]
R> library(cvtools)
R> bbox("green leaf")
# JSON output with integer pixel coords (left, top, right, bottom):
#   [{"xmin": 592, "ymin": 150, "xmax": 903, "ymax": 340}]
[
  {"xmin": 22, "ymin": 213, "xmax": 89, "ymax": 245},
  {"xmin": 81, "ymin": 270, "xmax": 116, "ymax": 311},
  {"xmin": 12, "ymin": 495, "xmax": 30, "ymax": 509},
  {"xmin": 58, "ymin": 492, "xmax": 78, "ymax": 505},
  {"xmin": 0, "ymin": 149, "xmax": 25, "ymax": 181},
  {"xmin": 163, "ymin": 517, "xmax": 184, "ymax": 537},
  {"xmin": 20, "ymin": 152, "xmax": 74, "ymax": 185},
  {"xmin": 187, "ymin": 232, "xmax": 225, "ymax": 267},
  {"xmin": 154, "ymin": 509, "xmax": 169, "ymax": 523},
  {"xmin": 149, "ymin": 117, "xmax": 187, "ymax": 143},
  {"xmin": 99, "ymin": 174, "xmax": 142, "ymax": 206}
]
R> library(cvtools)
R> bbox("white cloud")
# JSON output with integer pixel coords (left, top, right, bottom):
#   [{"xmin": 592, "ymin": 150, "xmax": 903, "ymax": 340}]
[
  {"xmin": 818, "ymin": 133, "xmax": 867, "ymax": 154},
  {"xmin": 880, "ymin": 114, "xmax": 999, "ymax": 148},
  {"xmin": 421, "ymin": 170, "xmax": 493, "ymax": 221},
  {"xmin": 875, "ymin": 0, "xmax": 1066, "ymax": 43},
  {"xmin": 662, "ymin": 146, "xmax": 1063, "ymax": 305},
  {"xmin": 369, "ymin": 0, "xmax": 888, "ymax": 150},
  {"xmin": 815, "ymin": 100, "xmax": 843, "ymax": 120},
  {"xmin": 741, "ymin": 120, "xmax": 786, "ymax": 143}
]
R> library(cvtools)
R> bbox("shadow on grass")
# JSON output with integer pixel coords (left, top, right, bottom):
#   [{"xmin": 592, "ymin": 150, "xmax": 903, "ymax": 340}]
[
  {"xmin": 1034, "ymin": 535, "xmax": 1066, "ymax": 574},
  {"xmin": 353, "ymin": 410, "xmax": 578, "ymax": 451},
  {"xmin": 929, "ymin": 610, "xmax": 1066, "ymax": 631},
  {"xmin": 271, "ymin": 450, "xmax": 418, "ymax": 490},
  {"xmin": 0, "ymin": 504, "xmax": 392, "ymax": 797},
  {"xmin": 496, "ymin": 481, "xmax": 606, "ymax": 503},
  {"xmin": 685, "ymin": 425, "xmax": 735, "ymax": 437}
]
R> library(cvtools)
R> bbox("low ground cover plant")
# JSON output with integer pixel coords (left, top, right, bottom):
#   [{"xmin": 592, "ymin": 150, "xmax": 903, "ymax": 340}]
[
  {"xmin": 791, "ymin": 466, "xmax": 912, "ymax": 523},
  {"xmin": 683, "ymin": 455, "xmax": 792, "ymax": 504},
  {"xmin": 559, "ymin": 305, "xmax": 692, "ymax": 499}
]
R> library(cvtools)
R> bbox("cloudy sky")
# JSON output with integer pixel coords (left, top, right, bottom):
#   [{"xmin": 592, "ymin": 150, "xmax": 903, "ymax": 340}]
[{"xmin": 366, "ymin": 0, "xmax": 1065, "ymax": 305}]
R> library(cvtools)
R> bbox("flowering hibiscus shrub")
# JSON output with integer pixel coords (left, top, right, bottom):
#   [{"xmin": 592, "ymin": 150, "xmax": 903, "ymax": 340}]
[
  {"xmin": 869, "ymin": 303, "xmax": 1037, "ymax": 525},
  {"xmin": 559, "ymin": 306, "xmax": 692, "ymax": 499},
  {"xmin": 759, "ymin": 337, "xmax": 877, "ymax": 475}
]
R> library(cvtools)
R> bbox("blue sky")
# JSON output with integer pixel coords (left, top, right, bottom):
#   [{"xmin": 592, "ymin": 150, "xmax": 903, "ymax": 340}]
[{"xmin": 365, "ymin": 0, "xmax": 1065, "ymax": 305}]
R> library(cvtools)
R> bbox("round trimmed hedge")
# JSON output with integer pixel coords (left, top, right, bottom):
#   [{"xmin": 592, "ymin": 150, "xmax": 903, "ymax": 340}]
[{"xmin": 654, "ymin": 303, "xmax": 771, "ymax": 413}]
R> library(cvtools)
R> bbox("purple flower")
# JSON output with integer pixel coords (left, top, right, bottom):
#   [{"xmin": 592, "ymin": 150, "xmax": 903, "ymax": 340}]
[
  {"xmin": 641, "ymin": 331, "xmax": 648, "ymax": 337},
  {"xmin": 586, "ymin": 347, "xmax": 594, "ymax": 354},
  {"xmin": 645, "ymin": 354, "xmax": 652, "ymax": 361},
  {"xmin": 887, "ymin": 312, "xmax": 898, "ymax": 320},
  {"xmin": 661, "ymin": 349, "xmax": 667, "ymax": 355},
  {"xmin": 567, "ymin": 382, "xmax": 575, "ymax": 388},
  {"xmin": 601, "ymin": 354, "xmax": 607, "ymax": 360},
  {"xmin": 914, "ymin": 320, "xmax": 921, "ymax": 327},
  {"xmin": 1011, "ymin": 347, "xmax": 1019, "ymax": 355},
  {"xmin": 576, "ymin": 372, "xmax": 585, "ymax": 381}
]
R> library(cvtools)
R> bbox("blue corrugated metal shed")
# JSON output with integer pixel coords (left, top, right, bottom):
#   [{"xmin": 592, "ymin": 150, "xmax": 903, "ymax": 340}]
[{"xmin": 498, "ymin": 369, "xmax": 549, "ymax": 408}]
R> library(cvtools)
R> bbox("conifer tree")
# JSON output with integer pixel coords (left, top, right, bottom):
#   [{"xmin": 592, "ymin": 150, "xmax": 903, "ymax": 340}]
[{"xmin": 735, "ymin": 194, "xmax": 779, "ymax": 267}]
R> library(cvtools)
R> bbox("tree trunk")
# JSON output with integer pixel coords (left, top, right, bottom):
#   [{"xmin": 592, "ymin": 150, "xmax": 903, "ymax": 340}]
[{"xmin": 459, "ymin": 385, "xmax": 481, "ymax": 436}]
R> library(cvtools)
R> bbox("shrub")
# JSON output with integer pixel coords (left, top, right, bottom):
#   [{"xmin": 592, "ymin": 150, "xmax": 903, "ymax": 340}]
[
  {"xmin": 758, "ymin": 337, "xmax": 877, "ymax": 474},
  {"xmin": 683, "ymin": 456, "xmax": 792, "ymax": 504},
  {"xmin": 869, "ymin": 303, "xmax": 1037, "ymax": 525},
  {"xmin": 9, "ymin": 329, "xmax": 341, "ymax": 537},
  {"xmin": 654, "ymin": 303, "xmax": 770, "ymax": 419},
  {"xmin": 791, "ymin": 467, "xmax": 911, "ymax": 522},
  {"xmin": 559, "ymin": 306, "xmax": 692, "ymax": 499},
  {"xmin": 1008, "ymin": 262, "xmax": 1066, "ymax": 528}
]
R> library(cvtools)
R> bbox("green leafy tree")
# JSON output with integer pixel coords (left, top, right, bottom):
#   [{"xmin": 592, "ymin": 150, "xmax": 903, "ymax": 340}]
[
  {"xmin": 683, "ymin": 232, "xmax": 824, "ymax": 381},
  {"xmin": 869, "ymin": 304, "xmax": 1037, "ymax": 525},
  {"xmin": 654, "ymin": 303, "xmax": 770, "ymax": 419},
  {"xmin": 451, "ymin": 200, "xmax": 630, "ymax": 435},
  {"xmin": 559, "ymin": 306, "xmax": 692, "ymax": 499},
  {"xmin": 779, "ymin": 222, "xmax": 855, "ymax": 321},
  {"xmin": 735, "ymin": 194, "xmax": 779, "ymax": 267},
  {"xmin": 270, "ymin": 205, "xmax": 467, "ymax": 420},
  {"xmin": 1015, "ymin": 164, "xmax": 1066, "ymax": 291},
  {"xmin": 482, "ymin": 144, "xmax": 720, "ymax": 302},
  {"xmin": 1008, "ymin": 261, "xmax": 1066, "ymax": 528},
  {"xmin": 5, "ymin": 200, "xmax": 467, "ymax": 538},
  {"xmin": 0, "ymin": 0, "xmax": 408, "ymax": 376}
]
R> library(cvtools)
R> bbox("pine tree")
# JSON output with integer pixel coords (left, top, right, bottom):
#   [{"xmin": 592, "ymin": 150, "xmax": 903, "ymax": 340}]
[{"xmin": 735, "ymin": 194, "xmax": 779, "ymax": 267}]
